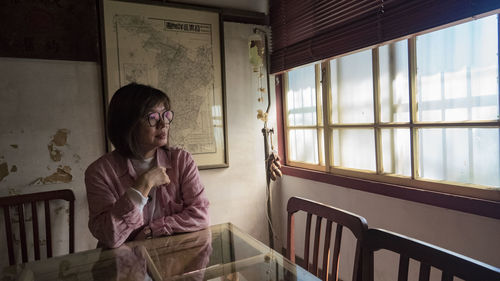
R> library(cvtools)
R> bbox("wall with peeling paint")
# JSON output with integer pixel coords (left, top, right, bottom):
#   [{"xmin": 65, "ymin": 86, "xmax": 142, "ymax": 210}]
[
  {"xmin": 0, "ymin": 22, "xmax": 274, "ymax": 266},
  {"xmin": 0, "ymin": 58, "xmax": 106, "ymax": 264}
]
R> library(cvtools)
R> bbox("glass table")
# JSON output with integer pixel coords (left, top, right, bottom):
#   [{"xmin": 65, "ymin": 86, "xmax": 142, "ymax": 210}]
[{"xmin": 1, "ymin": 223, "xmax": 320, "ymax": 281}]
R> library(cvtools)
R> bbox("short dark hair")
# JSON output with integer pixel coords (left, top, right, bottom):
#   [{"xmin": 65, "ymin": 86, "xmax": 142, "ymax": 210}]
[{"xmin": 107, "ymin": 83, "xmax": 171, "ymax": 159}]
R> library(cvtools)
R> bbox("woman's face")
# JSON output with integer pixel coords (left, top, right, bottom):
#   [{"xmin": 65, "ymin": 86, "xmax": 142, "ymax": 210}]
[{"xmin": 136, "ymin": 103, "xmax": 171, "ymax": 159}]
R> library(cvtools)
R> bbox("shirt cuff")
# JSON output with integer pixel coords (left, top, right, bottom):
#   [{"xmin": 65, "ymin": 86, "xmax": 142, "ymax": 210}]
[
  {"xmin": 150, "ymin": 216, "xmax": 173, "ymax": 237},
  {"xmin": 126, "ymin": 188, "xmax": 148, "ymax": 210}
]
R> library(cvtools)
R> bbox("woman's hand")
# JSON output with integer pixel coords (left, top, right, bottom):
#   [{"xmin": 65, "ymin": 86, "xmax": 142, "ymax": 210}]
[
  {"xmin": 133, "ymin": 166, "xmax": 170, "ymax": 197},
  {"xmin": 134, "ymin": 227, "xmax": 153, "ymax": 241},
  {"xmin": 267, "ymin": 152, "xmax": 282, "ymax": 181}
]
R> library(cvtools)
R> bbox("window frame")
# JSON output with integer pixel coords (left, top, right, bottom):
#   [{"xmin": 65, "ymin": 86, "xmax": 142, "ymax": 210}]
[
  {"xmin": 278, "ymin": 15, "xmax": 500, "ymax": 217},
  {"xmin": 283, "ymin": 64, "xmax": 327, "ymax": 171}
]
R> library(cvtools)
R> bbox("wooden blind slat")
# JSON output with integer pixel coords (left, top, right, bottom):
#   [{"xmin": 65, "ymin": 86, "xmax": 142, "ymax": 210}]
[
  {"xmin": 270, "ymin": 0, "xmax": 500, "ymax": 73},
  {"xmin": 271, "ymin": 16, "xmax": 379, "ymax": 73},
  {"xmin": 272, "ymin": 0, "xmax": 380, "ymax": 50},
  {"xmin": 314, "ymin": 1, "xmax": 380, "ymax": 29}
]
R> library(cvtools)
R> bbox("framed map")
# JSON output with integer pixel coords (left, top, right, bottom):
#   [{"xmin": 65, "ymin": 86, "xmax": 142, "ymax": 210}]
[{"xmin": 100, "ymin": 0, "xmax": 228, "ymax": 169}]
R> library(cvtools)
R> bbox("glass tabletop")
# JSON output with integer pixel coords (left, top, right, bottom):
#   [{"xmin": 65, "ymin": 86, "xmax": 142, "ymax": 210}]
[{"xmin": 2, "ymin": 223, "xmax": 320, "ymax": 281}]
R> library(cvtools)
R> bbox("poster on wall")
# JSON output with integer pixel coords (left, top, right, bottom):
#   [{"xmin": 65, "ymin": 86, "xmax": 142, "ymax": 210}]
[{"xmin": 100, "ymin": 0, "xmax": 228, "ymax": 169}]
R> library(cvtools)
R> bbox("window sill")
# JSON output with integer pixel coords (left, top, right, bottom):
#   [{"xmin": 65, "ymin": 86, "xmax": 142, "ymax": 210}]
[{"xmin": 281, "ymin": 165, "xmax": 500, "ymax": 220}]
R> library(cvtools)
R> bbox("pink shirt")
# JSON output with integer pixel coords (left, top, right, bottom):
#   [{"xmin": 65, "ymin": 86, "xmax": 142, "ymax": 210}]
[{"xmin": 85, "ymin": 147, "xmax": 210, "ymax": 248}]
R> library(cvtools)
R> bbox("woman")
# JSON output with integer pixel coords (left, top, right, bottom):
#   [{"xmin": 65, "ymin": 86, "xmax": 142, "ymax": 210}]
[{"xmin": 85, "ymin": 83, "xmax": 210, "ymax": 248}]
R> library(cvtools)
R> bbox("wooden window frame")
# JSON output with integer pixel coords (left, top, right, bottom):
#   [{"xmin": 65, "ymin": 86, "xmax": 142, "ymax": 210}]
[
  {"xmin": 276, "ymin": 17, "xmax": 500, "ymax": 219},
  {"xmin": 283, "ymin": 64, "xmax": 327, "ymax": 172}
]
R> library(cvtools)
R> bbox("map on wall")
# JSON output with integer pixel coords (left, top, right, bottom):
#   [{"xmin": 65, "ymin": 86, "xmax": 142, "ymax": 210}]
[{"xmin": 102, "ymin": 0, "xmax": 227, "ymax": 168}]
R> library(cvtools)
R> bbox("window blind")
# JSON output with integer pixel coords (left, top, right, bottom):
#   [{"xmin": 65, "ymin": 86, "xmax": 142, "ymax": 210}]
[{"xmin": 270, "ymin": 0, "xmax": 500, "ymax": 74}]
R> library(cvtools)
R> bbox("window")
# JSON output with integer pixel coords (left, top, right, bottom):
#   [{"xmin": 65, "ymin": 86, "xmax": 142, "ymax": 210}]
[
  {"xmin": 283, "ymin": 15, "xmax": 500, "ymax": 201},
  {"xmin": 285, "ymin": 64, "xmax": 324, "ymax": 169}
]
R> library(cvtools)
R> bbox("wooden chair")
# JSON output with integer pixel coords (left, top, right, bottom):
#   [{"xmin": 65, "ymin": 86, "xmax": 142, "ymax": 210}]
[
  {"xmin": 286, "ymin": 196, "xmax": 368, "ymax": 281},
  {"xmin": 0, "ymin": 189, "xmax": 75, "ymax": 266},
  {"xmin": 361, "ymin": 228, "xmax": 500, "ymax": 281}
]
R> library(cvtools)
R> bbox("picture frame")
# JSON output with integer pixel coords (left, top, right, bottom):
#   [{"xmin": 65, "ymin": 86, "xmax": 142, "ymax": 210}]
[{"xmin": 100, "ymin": 0, "xmax": 228, "ymax": 169}]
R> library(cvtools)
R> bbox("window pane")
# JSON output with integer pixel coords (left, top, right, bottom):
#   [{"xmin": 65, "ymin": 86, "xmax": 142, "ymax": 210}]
[
  {"xmin": 288, "ymin": 129, "xmax": 319, "ymax": 164},
  {"xmin": 381, "ymin": 128, "xmax": 411, "ymax": 176},
  {"xmin": 416, "ymin": 15, "xmax": 499, "ymax": 122},
  {"xmin": 331, "ymin": 50, "xmax": 374, "ymax": 124},
  {"xmin": 287, "ymin": 64, "xmax": 317, "ymax": 126},
  {"xmin": 379, "ymin": 40, "xmax": 410, "ymax": 123},
  {"xmin": 332, "ymin": 129, "xmax": 375, "ymax": 171},
  {"xmin": 318, "ymin": 128, "xmax": 324, "ymax": 165},
  {"xmin": 419, "ymin": 128, "xmax": 500, "ymax": 187}
]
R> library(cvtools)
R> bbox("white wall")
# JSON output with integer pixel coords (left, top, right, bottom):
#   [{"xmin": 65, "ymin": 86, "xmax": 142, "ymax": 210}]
[
  {"xmin": 274, "ymin": 175, "xmax": 500, "ymax": 280},
  {"xmin": 202, "ymin": 22, "xmax": 272, "ymax": 244}
]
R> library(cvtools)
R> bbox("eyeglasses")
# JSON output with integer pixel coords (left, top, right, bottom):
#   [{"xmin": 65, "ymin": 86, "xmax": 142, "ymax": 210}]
[{"xmin": 146, "ymin": 110, "xmax": 174, "ymax": 127}]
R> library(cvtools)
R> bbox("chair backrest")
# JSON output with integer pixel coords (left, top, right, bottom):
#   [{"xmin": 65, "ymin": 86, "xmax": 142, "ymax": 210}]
[
  {"xmin": 286, "ymin": 196, "xmax": 368, "ymax": 281},
  {"xmin": 361, "ymin": 228, "xmax": 500, "ymax": 281},
  {"xmin": 0, "ymin": 189, "xmax": 75, "ymax": 266}
]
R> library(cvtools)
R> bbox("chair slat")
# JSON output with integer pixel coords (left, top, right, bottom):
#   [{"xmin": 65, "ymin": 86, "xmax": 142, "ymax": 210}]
[
  {"xmin": 69, "ymin": 199, "xmax": 75, "ymax": 253},
  {"xmin": 304, "ymin": 213, "xmax": 312, "ymax": 270},
  {"xmin": 362, "ymin": 250, "xmax": 375, "ymax": 281},
  {"xmin": 363, "ymin": 229, "xmax": 500, "ymax": 281},
  {"xmin": 18, "ymin": 204, "xmax": 28, "ymax": 263},
  {"xmin": 44, "ymin": 200, "xmax": 52, "ymax": 258},
  {"xmin": 312, "ymin": 216, "xmax": 323, "ymax": 276},
  {"xmin": 332, "ymin": 224, "xmax": 343, "ymax": 281},
  {"xmin": 397, "ymin": 255, "xmax": 409, "ymax": 281},
  {"xmin": 322, "ymin": 220, "xmax": 333, "ymax": 281},
  {"xmin": 286, "ymin": 213, "xmax": 295, "ymax": 263},
  {"xmin": 352, "ymin": 241, "xmax": 364, "ymax": 281},
  {"xmin": 441, "ymin": 272, "xmax": 453, "ymax": 281},
  {"xmin": 31, "ymin": 201, "xmax": 40, "ymax": 260},
  {"xmin": 418, "ymin": 262, "xmax": 431, "ymax": 281},
  {"xmin": 3, "ymin": 206, "xmax": 15, "ymax": 265},
  {"xmin": 0, "ymin": 189, "xmax": 75, "ymax": 266},
  {"xmin": 286, "ymin": 197, "xmax": 368, "ymax": 281}
]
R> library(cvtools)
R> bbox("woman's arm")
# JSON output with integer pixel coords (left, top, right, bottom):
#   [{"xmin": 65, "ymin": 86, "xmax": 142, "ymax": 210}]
[
  {"xmin": 85, "ymin": 169, "xmax": 145, "ymax": 248},
  {"xmin": 149, "ymin": 152, "xmax": 209, "ymax": 237}
]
